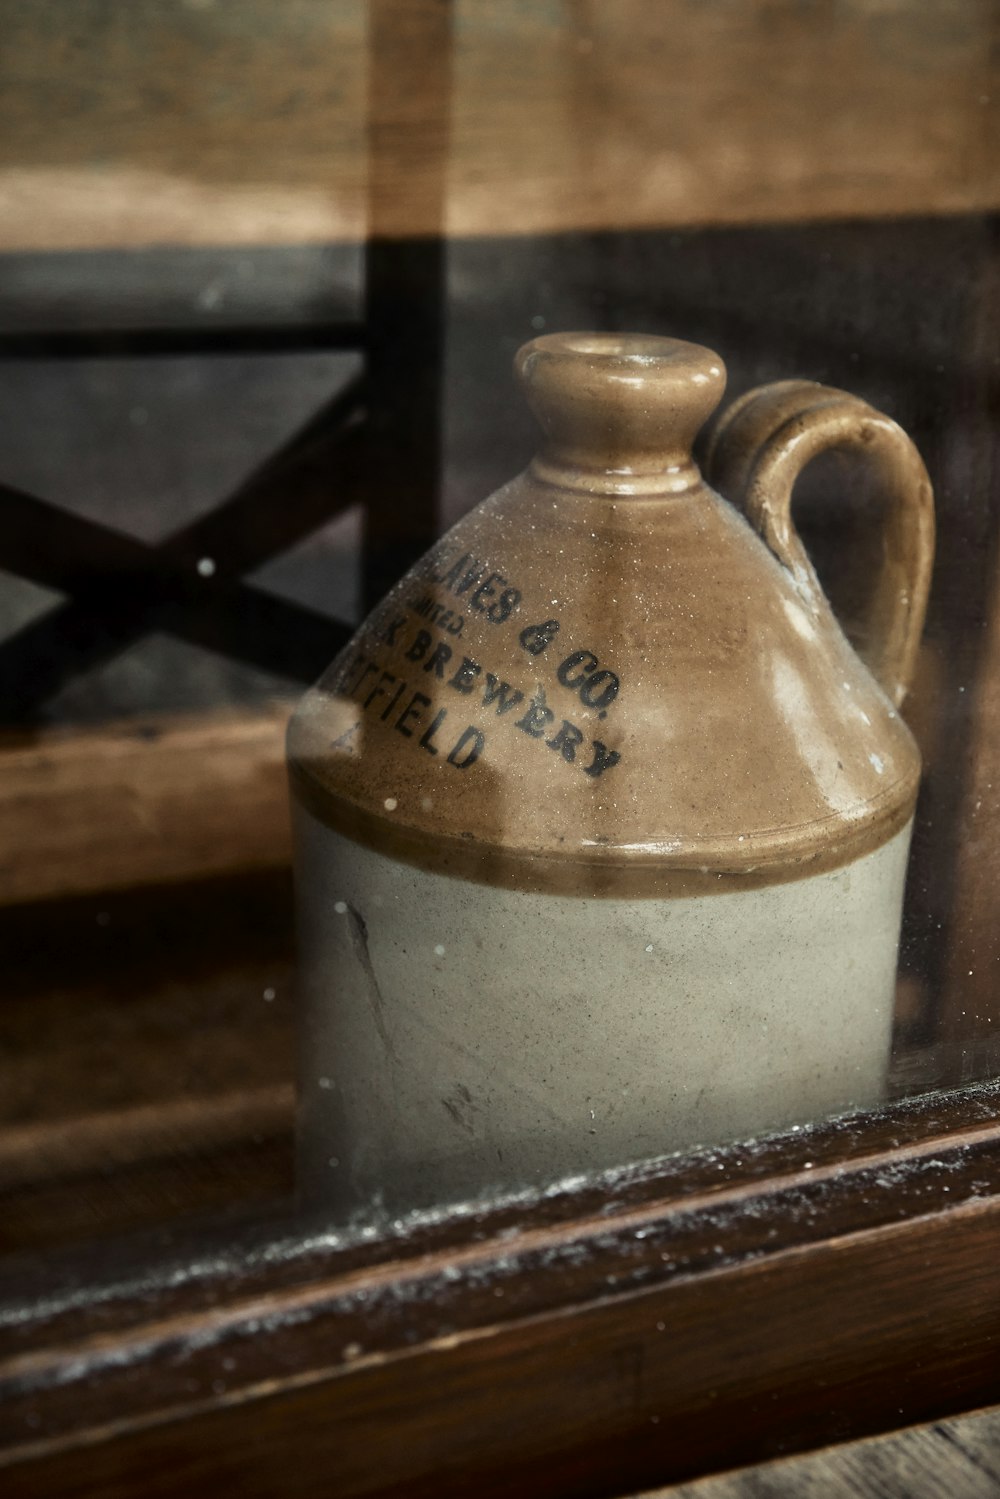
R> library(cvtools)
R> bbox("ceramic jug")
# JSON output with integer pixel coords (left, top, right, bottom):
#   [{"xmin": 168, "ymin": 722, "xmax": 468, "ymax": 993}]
[{"xmin": 288, "ymin": 332, "xmax": 934, "ymax": 1218}]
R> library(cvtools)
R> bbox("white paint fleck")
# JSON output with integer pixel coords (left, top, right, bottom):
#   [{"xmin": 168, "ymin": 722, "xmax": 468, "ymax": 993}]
[
  {"xmin": 645, "ymin": 943, "xmax": 654, "ymax": 953},
  {"xmin": 384, "ymin": 796, "xmax": 398, "ymax": 811},
  {"xmin": 334, "ymin": 900, "xmax": 348, "ymax": 914},
  {"xmin": 434, "ymin": 944, "xmax": 446, "ymax": 957}
]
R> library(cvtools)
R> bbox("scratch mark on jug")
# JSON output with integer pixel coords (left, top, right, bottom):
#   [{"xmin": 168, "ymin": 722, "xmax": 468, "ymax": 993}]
[
  {"xmin": 441, "ymin": 1083, "xmax": 479, "ymax": 1136},
  {"xmin": 346, "ymin": 905, "xmax": 397, "ymax": 1063}
]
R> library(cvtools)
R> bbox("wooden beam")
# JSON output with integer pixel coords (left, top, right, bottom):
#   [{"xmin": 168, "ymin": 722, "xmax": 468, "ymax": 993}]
[
  {"xmin": 0, "ymin": 705, "xmax": 293, "ymax": 906},
  {"xmin": 0, "ymin": 0, "xmax": 996, "ymax": 252},
  {"xmin": 0, "ymin": 1085, "xmax": 294, "ymax": 1193}
]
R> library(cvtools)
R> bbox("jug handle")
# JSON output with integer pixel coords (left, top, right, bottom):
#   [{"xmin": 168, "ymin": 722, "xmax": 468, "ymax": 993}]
[{"xmin": 706, "ymin": 379, "xmax": 935, "ymax": 707}]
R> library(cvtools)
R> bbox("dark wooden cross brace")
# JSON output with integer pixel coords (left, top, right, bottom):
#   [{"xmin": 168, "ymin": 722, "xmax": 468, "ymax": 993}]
[
  {"xmin": 0, "ymin": 229, "xmax": 451, "ymax": 728},
  {"xmin": 0, "ymin": 0, "xmax": 453, "ymax": 726},
  {"xmin": 0, "ymin": 374, "xmax": 367, "ymax": 724}
]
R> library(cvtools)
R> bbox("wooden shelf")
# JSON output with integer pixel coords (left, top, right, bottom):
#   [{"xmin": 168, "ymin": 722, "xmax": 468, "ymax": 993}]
[
  {"xmin": 0, "ymin": 0, "xmax": 996, "ymax": 254},
  {"xmin": 0, "ymin": 705, "xmax": 292, "ymax": 907},
  {"xmin": 0, "ymin": 868, "xmax": 295, "ymax": 1255}
]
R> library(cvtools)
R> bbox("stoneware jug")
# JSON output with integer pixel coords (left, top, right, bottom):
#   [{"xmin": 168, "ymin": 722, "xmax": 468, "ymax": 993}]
[{"xmin": 288, "ymin": 332, "xmax": 934, "ymax": 1218}]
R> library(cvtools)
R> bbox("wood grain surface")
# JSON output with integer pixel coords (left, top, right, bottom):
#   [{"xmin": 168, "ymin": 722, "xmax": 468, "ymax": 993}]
[
  {"xmin": 2, "ymin": 1081, "xmax": 1000, "ymax": 1497},
  {"xmin": 649, "ymin": 1403, "xmax": 1000, "ymax": 1496},
  {"xmin": 0, "ymin": 0, "xmax": 997, "ymax": 251},
  {"xmin": 0, "ymin": 705, "xmax": 293, "ymax": 904},
  {"xmin": 0, "ymin": 867, "xmax": 296, "ymax": 1254},
  {"xmin": 935, "ymin": 238, "xmax": 1000, "ymax": 1056}
]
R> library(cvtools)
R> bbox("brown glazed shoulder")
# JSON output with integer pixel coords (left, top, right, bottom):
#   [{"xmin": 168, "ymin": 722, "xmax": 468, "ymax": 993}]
[
  {"xmin": 287, "ymin": 475, "xmax": 921, "ymax": 896},
  {"xmin": 288, "ymin": 754, "xmax": 917, "ymax": 897},
  {"xmin": 287, "ymin": 333, "xmax": 930, "ymax": 899}
]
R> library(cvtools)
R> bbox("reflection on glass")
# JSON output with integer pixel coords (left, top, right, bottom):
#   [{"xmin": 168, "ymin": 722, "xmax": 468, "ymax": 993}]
[{"xmin": 0, "ymin": 1, "xmax": 997, "ymax": 1281}]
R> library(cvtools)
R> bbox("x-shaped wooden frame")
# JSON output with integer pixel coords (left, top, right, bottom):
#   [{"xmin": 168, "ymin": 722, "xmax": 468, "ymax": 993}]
[{"xmin": 0, "ymin": 371, "xmax": 368, "ymax": 724}]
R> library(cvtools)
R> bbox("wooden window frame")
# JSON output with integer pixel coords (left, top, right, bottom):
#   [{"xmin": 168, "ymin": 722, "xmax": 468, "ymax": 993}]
[{"xmin": 2, "ymin": 1078, "xmax": 999, "ymax": 1497}]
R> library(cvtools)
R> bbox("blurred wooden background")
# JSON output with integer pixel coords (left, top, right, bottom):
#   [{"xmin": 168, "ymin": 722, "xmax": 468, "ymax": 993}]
[{"xmin": 1, "ymin": 0, "xmax": 996, "ymax": 250}]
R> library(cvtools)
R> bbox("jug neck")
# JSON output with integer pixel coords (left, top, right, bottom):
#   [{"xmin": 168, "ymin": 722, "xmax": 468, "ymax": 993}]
[
  {"xmin": 516, "ymin": 332, "xmax": 726, "ymax": 498},
  {"xmin": 529, "ymin": 450, "xmax": 705, "ymax": 497}
]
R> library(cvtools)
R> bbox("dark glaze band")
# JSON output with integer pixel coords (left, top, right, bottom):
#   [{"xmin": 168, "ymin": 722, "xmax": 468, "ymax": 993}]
[{"xmin": 289, "ymin": 755, "xmax": 918, "ymax": 899}]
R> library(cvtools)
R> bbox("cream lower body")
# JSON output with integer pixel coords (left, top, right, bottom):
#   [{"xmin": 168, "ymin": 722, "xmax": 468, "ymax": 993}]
[{"xmin": 294, "ymin": 806, "xmax": 911, "ymax": 1218}]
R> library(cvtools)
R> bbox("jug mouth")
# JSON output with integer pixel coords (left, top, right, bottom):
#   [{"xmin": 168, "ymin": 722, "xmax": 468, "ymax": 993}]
[
  {"xmin": 539, "ymin": 331, "xmax": 680, "ymax": 356},
  {"xmin": 515, "ymin": 330, "xmax": 727, "ymax": 495},
  {"xmin": 524, "ymin": 331, "xmax": 716, "ymax": 367}
]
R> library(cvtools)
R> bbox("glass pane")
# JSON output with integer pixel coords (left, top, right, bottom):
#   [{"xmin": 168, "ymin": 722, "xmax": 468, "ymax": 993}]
[{"xmin": 0, "ymin": 0, "xmax": 997, "ymax": 1269}]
